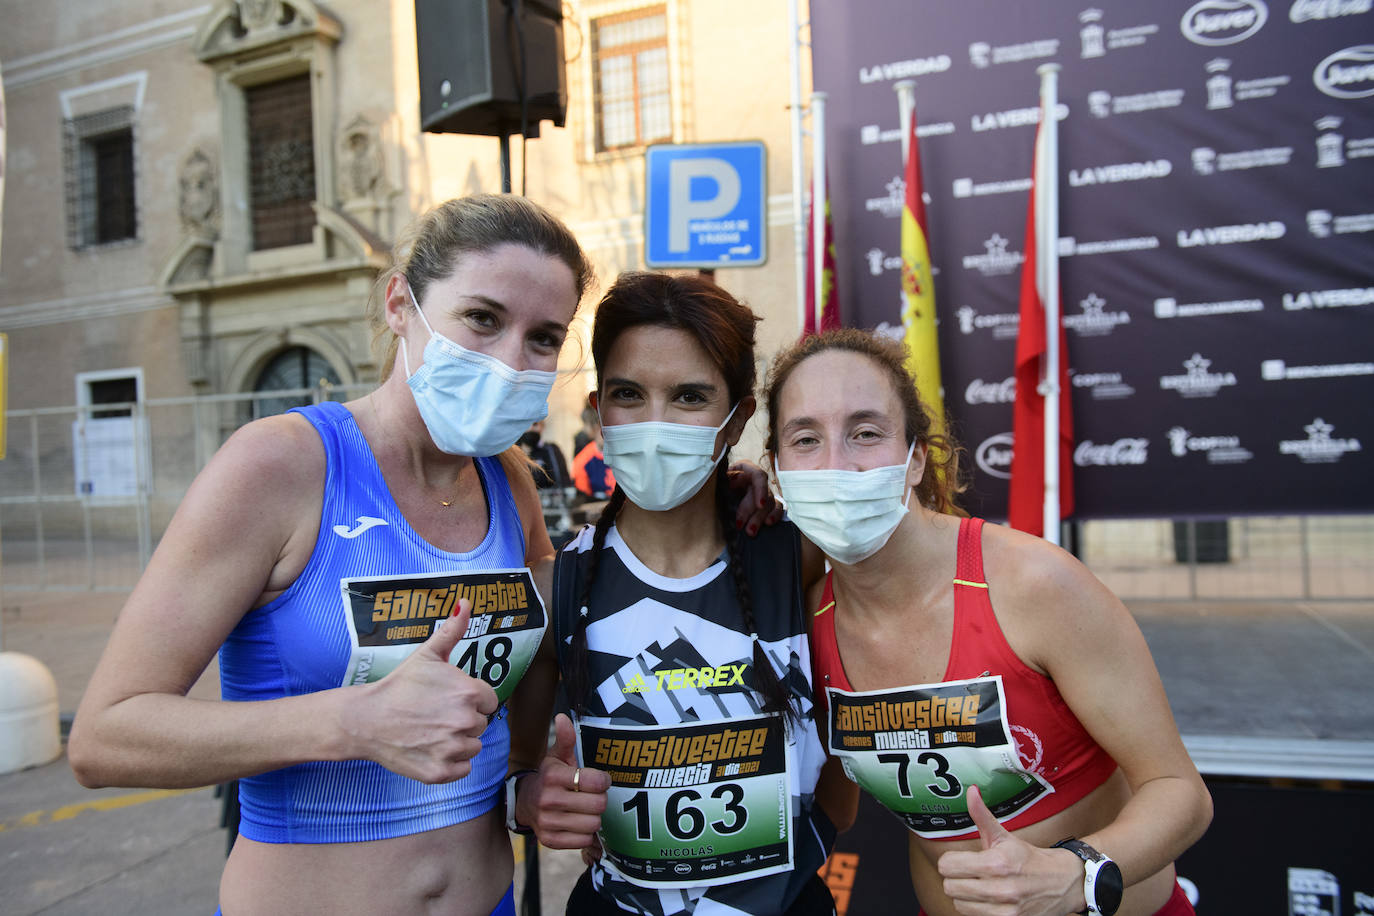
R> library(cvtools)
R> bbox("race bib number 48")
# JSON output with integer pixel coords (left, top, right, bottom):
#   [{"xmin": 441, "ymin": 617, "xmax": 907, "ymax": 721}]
[
  {"xmin": 578, "ymin": 716, "xmax": 793, "ymax": 888},
  {"xmin": 338, "ymin": 568, "xmax": 546, "ymax": 704},
  {"xmin": 826, "ymin": 677, "xmax": 1052, "ymax": 838}
]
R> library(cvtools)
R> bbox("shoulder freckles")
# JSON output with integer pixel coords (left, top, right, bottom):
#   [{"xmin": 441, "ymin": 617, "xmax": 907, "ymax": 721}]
[
  {"xmin": 980, "ymin": 521, "xmax": 1102, "ymax": 607},
  {"xmin": 211, "ymin": 413, "xmax": 325, "ymax": 489}
]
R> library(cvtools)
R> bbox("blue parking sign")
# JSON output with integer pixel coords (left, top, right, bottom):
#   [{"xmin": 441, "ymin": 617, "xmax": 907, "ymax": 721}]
[{"xmin": 644, "ymin": 142, "xmax": 767, "ymax": 268}]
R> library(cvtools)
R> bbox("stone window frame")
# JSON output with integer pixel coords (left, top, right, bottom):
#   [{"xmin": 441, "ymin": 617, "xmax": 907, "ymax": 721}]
[
  {"xmin": 244, "ymin": 73, "xmax": 318, "ymax": 251},
  {"xmin": 192, "ymin": 0, "xmax": 342, "ymax": 276},
  {"xmin": 591, "ymin": 5, "xmax": 671, "ymax": 153},
  {"xmin": 62, "ymin": 106, "xmax": 140, "ymax": 250},
  {"xmin": 574, "ymin": 0, "xmax": 690, "ymax": 162},
  {"xmin": 58, "ymin": 72, "xmax": 149, "ymax": 252}
]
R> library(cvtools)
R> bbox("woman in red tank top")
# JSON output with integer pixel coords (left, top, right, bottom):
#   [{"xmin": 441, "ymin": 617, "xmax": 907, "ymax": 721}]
[{"xmin": 761, "ymin": 330, "xmax": 1211, "ymax": 916}]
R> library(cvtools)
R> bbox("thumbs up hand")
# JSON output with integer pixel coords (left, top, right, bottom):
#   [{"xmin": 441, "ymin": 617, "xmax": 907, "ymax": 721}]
[
  {"xmin": 935, "ymin": 785, "xmax": 1085, "ymax": 915},
  {"xmin": 516, "ymin": 713, "xmax": 609, "ymax": 850},
  {"xmin": 348, "ymin": 599, "xmax": 500, "ymax": 783}
]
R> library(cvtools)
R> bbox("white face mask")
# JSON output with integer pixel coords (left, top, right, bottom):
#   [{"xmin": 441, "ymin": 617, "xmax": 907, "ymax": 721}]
[
  {"xmin": 775, "ymin": 441, "xmax": 916, "ymax": 565},
  {"xmin": 600, "ymin": 404, "xmax": 738, "ymax": 512},
  {"xmin": 402, "ymin": 285, "xmax": 556, "ymax": 457}
]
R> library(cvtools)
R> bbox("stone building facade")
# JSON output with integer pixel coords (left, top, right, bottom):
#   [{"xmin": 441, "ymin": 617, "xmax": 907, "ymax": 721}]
[{"xmin": 0, "ymin": 0, "xmax": 807, "ymax": 473}]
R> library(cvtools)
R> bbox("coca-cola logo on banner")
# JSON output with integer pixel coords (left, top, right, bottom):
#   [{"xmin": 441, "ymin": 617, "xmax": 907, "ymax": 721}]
[
  {"xmin": 1314, "ymin": 46, "xmax": 1374, "ymax": 99},
  {"xmin": 1182, "ymin": 0, "xmax": 1270, "ymax": 45},
  {"xmin": 1074, "ymin": 439, "xmax": 1150, "ymax": 467},
  {"xmin": 965, "ymin": 377, "xmax": 1017, "ymax": 405}
]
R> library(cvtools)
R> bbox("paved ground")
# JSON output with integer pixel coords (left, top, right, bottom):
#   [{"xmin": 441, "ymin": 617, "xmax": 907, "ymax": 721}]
[{"xmin": 2, "ymin": 588, "xmax": 1372, "ymax": 915}]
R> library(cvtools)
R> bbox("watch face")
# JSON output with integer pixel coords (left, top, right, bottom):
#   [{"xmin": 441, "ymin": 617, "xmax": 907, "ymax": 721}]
[{"xmin": 1095, "ymin": 860, "xmax": 1124, "ymax": 916}]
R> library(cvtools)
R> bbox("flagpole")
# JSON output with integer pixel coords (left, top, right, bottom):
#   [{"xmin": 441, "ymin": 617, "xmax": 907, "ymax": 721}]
[
  {"xmin": 788, "ymin": 0, "xmax": 808, "ymax": 336},
  {"xmin": 810, "ymin": 91, "xmax": 828, "ymax": 333},
  {"xmin": 1037, "ymin": 63, "xmax": 1062, "ymax": 546},
  {"xmin": 895, "ymin": 80, "xmax": 915, "ymax": 165}
]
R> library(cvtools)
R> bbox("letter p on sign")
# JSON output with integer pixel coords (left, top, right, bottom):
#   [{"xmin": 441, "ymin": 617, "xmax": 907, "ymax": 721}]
[
  {"xmin": 668, "ymin": 158, "xmax": 740, "ymax": 251},
  {"xmin": 644, "ymin": 142, "xmax": 767, "ymax": 268}
]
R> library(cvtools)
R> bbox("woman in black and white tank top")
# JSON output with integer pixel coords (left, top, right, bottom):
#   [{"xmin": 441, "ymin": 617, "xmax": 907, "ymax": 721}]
[{"xmin": 509, "ymin": 272, "xmax": 851, "ymax": 916}]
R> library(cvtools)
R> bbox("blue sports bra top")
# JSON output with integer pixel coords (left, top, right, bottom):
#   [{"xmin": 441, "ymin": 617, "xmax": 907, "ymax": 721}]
[{"xmin": 218, "ymin": 401, "xmax": 527, "ymax": 843}]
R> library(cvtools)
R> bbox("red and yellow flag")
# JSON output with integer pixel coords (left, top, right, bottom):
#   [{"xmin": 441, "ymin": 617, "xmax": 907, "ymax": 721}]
[
  {"xmin": 805, "ymin": 171, "xmax": 842, "ymax": 334},
  {"xmin": 900, "ymin": 109, "xmax": 944, "ymax": 436}
]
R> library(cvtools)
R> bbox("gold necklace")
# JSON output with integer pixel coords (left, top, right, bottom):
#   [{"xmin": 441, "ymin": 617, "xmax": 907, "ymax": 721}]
[
  {"xmin": 437, "ymin": 464, "xmax": 468, "ymax": 507},
  {"xmin": 372, "ymin": 392, "xmax": 461, "ymax": 509}
]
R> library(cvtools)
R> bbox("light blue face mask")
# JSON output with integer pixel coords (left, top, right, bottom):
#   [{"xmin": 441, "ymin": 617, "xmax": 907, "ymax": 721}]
[
  {"xmin": 600, "ymin": 403, "xmax": 739, "ymax": 512},
  {"xmin": 402, "ymin": 285, "xmax": 556, "ymax": 457}
]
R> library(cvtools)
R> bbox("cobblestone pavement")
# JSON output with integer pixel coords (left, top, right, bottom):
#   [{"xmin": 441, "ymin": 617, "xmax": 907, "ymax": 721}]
[{"xmin": 2, "ymin": 589, "xmax": 1370, "ymax": 915}]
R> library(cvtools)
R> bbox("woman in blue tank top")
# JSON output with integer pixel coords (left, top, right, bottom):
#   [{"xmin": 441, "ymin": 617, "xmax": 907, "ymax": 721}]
[{"xmin": 68, "ymin": 194, "xmax": 594, "ymax": 916}]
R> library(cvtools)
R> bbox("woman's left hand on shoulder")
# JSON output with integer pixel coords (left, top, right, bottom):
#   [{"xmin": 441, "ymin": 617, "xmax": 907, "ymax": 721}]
[
  {"xmin": 936, "ymin": 786, "xmax": 1083, "ymax": 916},
  {"xmin": 727, "ymin": 460, "xmax": 784, "ymax": 535}
]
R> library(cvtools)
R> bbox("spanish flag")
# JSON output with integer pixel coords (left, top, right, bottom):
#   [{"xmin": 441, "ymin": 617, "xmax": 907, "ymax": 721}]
[{"xmin": 900, "ymin": 108, "xmax": 944, "ymax": 436}]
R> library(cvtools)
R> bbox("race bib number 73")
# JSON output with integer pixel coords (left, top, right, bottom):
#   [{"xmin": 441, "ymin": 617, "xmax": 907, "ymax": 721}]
[
  {"xmin": 826, "ymin": 677, "xmax": 1052, "ymax": 838},
  {"xmin": 338, "ymin": 568, "xmax": 546, "ymax": 704}
]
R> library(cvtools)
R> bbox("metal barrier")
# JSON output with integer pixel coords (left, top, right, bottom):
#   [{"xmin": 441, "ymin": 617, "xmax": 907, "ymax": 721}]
[
  {"xmin": 2, "ymin": 386, "xmax": 1371, "ymax": 599},
  {"xmin": 0, "ymin": 383, "xmax": 370, "ymax": 591},
  {"xmin": 1077, "ymin": 515, "xmax": 1374, "ymax": 601}
]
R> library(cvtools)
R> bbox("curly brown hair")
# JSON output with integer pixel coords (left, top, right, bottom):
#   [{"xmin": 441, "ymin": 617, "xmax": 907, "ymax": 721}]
[{"xmin": 763, "ymin": 328, "xmax": 967, "ymax": 516}]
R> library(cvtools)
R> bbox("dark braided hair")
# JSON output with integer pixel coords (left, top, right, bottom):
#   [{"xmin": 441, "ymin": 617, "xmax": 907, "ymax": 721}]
[
  {"xmin": 566, "ymin": 272, "xmax": 795, "ymax": 722},
  {"xmin": 565, "ymin": 485, "xmax": 626, "ymax": 715},
  {"xmin": 712, "ymin": 458, "xmax": 794, "ymax": 721}
]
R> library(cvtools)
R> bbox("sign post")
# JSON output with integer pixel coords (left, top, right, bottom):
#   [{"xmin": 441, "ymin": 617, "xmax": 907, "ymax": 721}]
[{"xmin": 644, "ymin": 141, "xmax": 767, "ymax": 269}]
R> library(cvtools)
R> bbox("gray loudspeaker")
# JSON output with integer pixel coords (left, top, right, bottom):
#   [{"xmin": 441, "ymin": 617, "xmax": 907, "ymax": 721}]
[{"xmin": 415, "ymin": 0, "xmax": 567, "ymax": 137}]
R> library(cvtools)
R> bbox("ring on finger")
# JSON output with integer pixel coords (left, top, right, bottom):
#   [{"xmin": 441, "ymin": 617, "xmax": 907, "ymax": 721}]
[{"xmin": 572, "ymin": 767, "xmax": 582, "ymax": 792}]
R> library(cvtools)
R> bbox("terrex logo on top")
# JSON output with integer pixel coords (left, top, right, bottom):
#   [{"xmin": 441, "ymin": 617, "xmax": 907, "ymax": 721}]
[
  {"xmin": 1181, "ymin": 0, "xmax": 1269, "ymax": 45},
  {"xmin": 622, "ymin": 664, "xmax": 747, "ymax": 694},
  {"xmin": 1314, "ymin": 46, "xmax": 1374, "ymax": 98}
]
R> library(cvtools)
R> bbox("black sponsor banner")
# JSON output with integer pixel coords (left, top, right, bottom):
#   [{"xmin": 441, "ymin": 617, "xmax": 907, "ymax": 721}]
[
  {"xmin": 823, "ymin": 776, "xmax": 1374, "ymax": 914},
  {"xmin": 812, "ymin": 0, "xmax": 1374, "ymax": 518}
]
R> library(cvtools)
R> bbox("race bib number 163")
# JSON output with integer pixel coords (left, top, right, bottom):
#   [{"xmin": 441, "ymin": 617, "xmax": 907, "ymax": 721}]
[{"xmin": 578, "ymin": 715, "xmax": 793, "ymax": 888}]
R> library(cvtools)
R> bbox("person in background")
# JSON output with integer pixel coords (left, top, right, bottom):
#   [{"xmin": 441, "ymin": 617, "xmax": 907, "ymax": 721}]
[
  {"xmin": 67, "ymin": 194, "xmax": 593, "ymax": 916},
  {"xmin": 763, "ymin": 328, "xmax": 1211, "ymax": 916},
  {"xmin": 520, "ymin": 419, "xmax": 570, "ymax": 491},
  {"xmin": 573, "ymin": 404, "xmax": 599, "ymax": 457},
  {"xmin": 571, "ymin": 412, "xmax": 615, "ymax": 501}
]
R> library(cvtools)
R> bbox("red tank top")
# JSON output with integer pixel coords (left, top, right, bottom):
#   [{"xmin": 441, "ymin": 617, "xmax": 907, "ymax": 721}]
[{"xmin": 811, "ymin": 516, "xmax": 1118, "ymax": 839}]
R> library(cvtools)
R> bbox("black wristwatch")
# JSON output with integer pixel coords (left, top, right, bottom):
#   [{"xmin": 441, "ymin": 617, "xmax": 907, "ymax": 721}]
[{"xmin": 1053, "ymin": 839, "xmax": 1124, "ymax": 916}]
